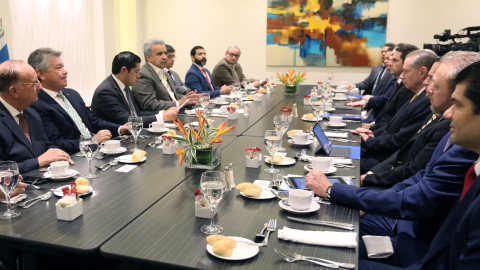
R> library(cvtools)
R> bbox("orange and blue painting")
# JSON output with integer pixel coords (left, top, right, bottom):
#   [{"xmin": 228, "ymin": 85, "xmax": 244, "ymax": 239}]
[{"xmin": 267, "ymin": 0, "xmax": 389, "ymax": 67}]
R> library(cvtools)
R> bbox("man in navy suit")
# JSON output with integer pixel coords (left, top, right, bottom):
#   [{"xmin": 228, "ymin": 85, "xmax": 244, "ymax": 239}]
[
  {"xmin": 0, "ymin": 60, "xmax": 72, "ymax": 174},
  {"xmin": 91, "ymin": 51, "xmax": 178, "ymax": 127},
  {"xmin": 359, "ymin": 60, "xmax": 480, "ymax": 270},
  {"xmin": 27, "ymin": 48, "xmax": 129, "ymax": 154},
  {"xmin": 185, "ymin": 46, "xmax": 232, "ymax": 98}
]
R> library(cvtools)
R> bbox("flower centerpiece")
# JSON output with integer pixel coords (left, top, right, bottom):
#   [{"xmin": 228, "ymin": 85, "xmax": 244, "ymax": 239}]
[
  {"xmin": 172, "ymin": 110, "xmax": 236, "ymax": 169},
  {"xmin": 276, "ymin": 69, "xmax": 307, "ymax": 95}
]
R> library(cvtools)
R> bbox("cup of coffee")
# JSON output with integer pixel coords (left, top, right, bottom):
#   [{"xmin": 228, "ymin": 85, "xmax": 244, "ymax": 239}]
[
  {"xmin": 48, "ymin": 161, "xmax": 69, "ymax": 177},
  {"xmin": 294, "ymin": 132, "xmax": 309, "ymax": 144},
  {"xmin": 289, "ymin": 189, "xmax": 314, "ymax": 210},
  {"xmin": 311, "ymin": 157, "xmax": 332, "ymax": 171},
  {"xmin": 149, "ymin": 121, "xmax": 164, "ymax": 131},
  {"xmin": 216, "ymin": 97, "xmax": 226, "ymax": 104},
  {"xmin": 101, "ymin": 140, "xmax": 121, "ymax": 152},
  {"xmin": 325, "ymin": 103, "xmax": 333, "ymax": 110},
  {"xmin": 335, "ymin": 93, "xmax": 346, "ymax": 99},
  {"xmin": 330, "ymin": 116, "xmax": 343, "ymax": 125}
]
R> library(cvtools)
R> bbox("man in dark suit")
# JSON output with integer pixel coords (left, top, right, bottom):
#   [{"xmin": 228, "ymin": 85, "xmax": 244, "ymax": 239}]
[
  {"xmin": 165, "ymin": 45, "xmax": 190, "ymax": 95},
  {"xmin": 91, "ymin": 51, "xmax": 178, "ymax": 127},
  {"xmin": 211, "ymin": 45, "xmax": 264, "ymax": 87},
  {"xmin": 133, "ymin": 39, "xmax": 198, "ymax": 111},
  {"xmin": 27, "ymin": 48, "xmax": 129, "ymax": 155},
  {"xmin": 185, "ymin": 46, "xmax": 232, "ymax": 98},
  {"xmin": 355, "ymin": 50, "xmax": 437, "ymax": 172},
  {"xmin": 358, "ymin": 60, "xmax": 480, "ymax": 270},
  {"xmin": 346, "ymin": 43, "xmax": 396, "ymax": 95},
  {"xmin": 0, "ymin": 60, "xmax": 72, "ymax": 174}
]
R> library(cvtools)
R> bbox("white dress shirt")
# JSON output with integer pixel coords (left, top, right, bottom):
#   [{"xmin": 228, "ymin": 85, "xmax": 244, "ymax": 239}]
[
  {"xmin": 0, "ymin": 96, "xmax": 21, "ymax": 124},
  {"xmin": 475, "ymin": 157, "xmax": 480, "ymax": 176},
  {"xmin": 149, "ymin": 62, "xmax": 179, "ymax": 107}
]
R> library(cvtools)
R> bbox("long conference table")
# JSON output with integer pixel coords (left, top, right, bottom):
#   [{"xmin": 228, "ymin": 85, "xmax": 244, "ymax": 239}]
[{"xmin": 1, "ymin": 85, "xmax": 363, "ymax": 269}]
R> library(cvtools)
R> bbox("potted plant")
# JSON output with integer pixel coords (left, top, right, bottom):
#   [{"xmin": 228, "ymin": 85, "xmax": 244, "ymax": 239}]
[{"xmin": 276, "ymin": 69, "xmax": 307, "ymax": 95}]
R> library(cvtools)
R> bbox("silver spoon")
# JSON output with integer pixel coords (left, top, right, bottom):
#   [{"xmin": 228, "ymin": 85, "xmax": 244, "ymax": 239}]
[
  {"xmin": 255, "ymin": 223, "xmax": 268, "ymax": 237},
  {"xmin": 28, "ymin": 177, "xmax": 41, "ymax": 190},
  {"xmin": 21, "ymin": 191, "xmax": 52, "ymax": 209},
  {"xmin": 102, "ymin": 158, "xmax": 118, "ymax": 171}
]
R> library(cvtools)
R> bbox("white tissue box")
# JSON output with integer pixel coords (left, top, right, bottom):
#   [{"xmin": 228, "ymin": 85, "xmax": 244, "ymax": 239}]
[
  {"xmin": 227, "ymin": 112, "xmax": 239, "ymax": 120},
  {"xmin": 163, "ymin": 142, "xmax": 179, "ymax": 155},
  {"xmin": 56, "ymin": 198, "xmax": 83, "ymax": 221},
  {"xmin": 195, "ymin": 201, "xmax": 218, "ymax": 218},
  {"xmin": 253, "ymin": 95, "xmax": 262, "ymax": 101},
  {"xmin": 304, "ymin": 99, "xmax": 311, "ymax": 105},
  {"xmin": 246, "ymin": 154, "xmax": 262, "ymax": 168},
  {"xmin": 310, "ymin": 93, "xmax": 318, "ymax": 100}
]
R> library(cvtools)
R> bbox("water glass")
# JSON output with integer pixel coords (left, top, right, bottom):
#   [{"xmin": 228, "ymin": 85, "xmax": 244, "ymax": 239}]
[
  {"xmin": 79, "ymin": 133, "xmax": 99, "ymax": 179},
  {"xmin": 0, "ymin": 161, "xmax": 21, "ymax": 219},
  {"xmin": 200, "ymin": 171, "xmax": 227, "ymax": 234},
  {"xmin": 273, "ymin": 115, "xmax": 288, "ymax": 151},
  {"xmin": 128, "ymin": 116, "xmax": 143, "ymax": 152},
  {"xmin": 200, "ymin": 93, "xmax": 210, "ymax": 110},
  {"xmin": 264, "ymin": 130, "xmax": 281, "ymax": 173}
]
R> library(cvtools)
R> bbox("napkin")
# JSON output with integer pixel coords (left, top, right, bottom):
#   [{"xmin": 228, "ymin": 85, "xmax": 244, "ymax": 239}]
[
  {"xmin": 362, "ymin": 235, "xmax": 394, "ymax": 259},
  {"xmin": 332, "ymin": 158, "xmax": 353, "ymax": 165},
  {"xmin": 278, "ymin": 227, "xmax": 357, "ymax": 248},
  {"xmin": 1, "ymin": 194, "xmax": 27, "ymax": 204},
  {"xmin": 184, "ymin": 109, "xmax": 196, "ymax": 115},
  {"xmin": 324, "ymin": 132, "xmax": 348, "ymax": 138}
]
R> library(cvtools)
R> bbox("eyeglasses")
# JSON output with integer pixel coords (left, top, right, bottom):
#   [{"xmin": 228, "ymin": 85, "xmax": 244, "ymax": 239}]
[
  {"xmin": 18, "ymin": 79, "xmax": 40, "ymax": 87},
  {"xmin": 167, "ymin": 55, "xmax": 176, "ymax": 59},
  {"xmin": 227, "ymin": 53, "xmax": 240, "ymax": 58}
]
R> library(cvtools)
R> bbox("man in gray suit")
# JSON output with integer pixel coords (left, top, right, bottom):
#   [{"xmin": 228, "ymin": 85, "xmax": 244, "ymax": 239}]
[
  {"xmin": 132, "ymin": 38, "xmax": 199, "ymax": 111},
  {"xmin": 346, "ymin": 43, "xmax": 396, "ymax": 95},
  {"xmin": 212, "ymin": 45, "xmax": 264, "ymax": 87},
  {"xmin": 165, "ymin": 45, "xmax": 190, "ymax": 95}
]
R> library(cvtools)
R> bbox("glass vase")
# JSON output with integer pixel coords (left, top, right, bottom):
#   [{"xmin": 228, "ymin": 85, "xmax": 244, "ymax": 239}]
[{"xmin": 285, "ymin": 85, "xmax": 297, "ymax": 95}]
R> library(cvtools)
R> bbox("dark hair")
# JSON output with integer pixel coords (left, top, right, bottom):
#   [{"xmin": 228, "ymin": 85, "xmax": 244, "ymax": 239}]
[
  {"xmin": 384, "ymin": 43, "xmax": 396, "ymax": 51},
  {"xmin": 454, "ymin": 61, "xmax": 480, "ymax": 115},
  {"xmin": 190, "ymin": 46, "xmax": 204, "ymax": 57},
  {"xmin": 111, "ymin": 51, "xmax": 141, "ymax": 74},
  {"xmin": 0, "ymin": 60, "xmax": 23, "ymax": 94},
  {"xmin": 395, "ymin": 44, "xmax": 419, "ymax": 62},
  {"xmin": 165, "ymin": 44, "xmax": 175, "ymax": 54}
]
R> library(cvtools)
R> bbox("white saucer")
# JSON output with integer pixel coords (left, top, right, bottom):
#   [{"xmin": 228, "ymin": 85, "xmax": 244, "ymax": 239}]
[
  {"xmin": 325, "ymin": 108, "xmax": 336, "ymax": 112},
  {"xmin": 206, "ymin": 236, "xmax": 259, "ymax": 260},
  {"xmin": 333, "ymin": 97, "xmax": 348, "ymax": 101},
  {"xmin": 53, "ymin": 185, "xmax": 92, "ymax": 197},
  {"xmin": 279, "ymin": 200, "xmax": 320, "ymax": 213},
  {"xmin": 215, "ymin": 102, "xmax": 229, "ymax": 105},
  {"xmin": 326, "ymin": 122, "xmax": 347, "ymax": 127},
  {"xmin": 264, "ymin": 157, "xmax": 296, "ymax": 165},
  {"xmin": 242, "ymin": 98, "xmax": 254, "ymax": 101},
  {"xmin": 334, "ymin": 89, "xmax": 348, "ymax": 93},
  {"xmin": 304, "ymin": 164, "xmax": 337, "ymax": 174},
  {"xmin": 301, "ymin": 116, "xmax": 318, "ymax": 122},
  {"xmin": 240, "ymin": 190, "xmax": 276, "ymax": 200},
  {"xmin": 44, "ymin": 169, "xmax": 79, "ymax": 180},
  {"xmin": 147, "ymin": 128, "xmax": 169, "ymax": 134},
  {"xmin": 100, "ymin": 147, "xmax": 127, "ymax": 155},
  {"xmin": 164, "ymin": 123, "xmax": 177, "ymax": 128},
  {"xmin": 187, "ymin": 120, "xmax": 215, "ymax": 127},
  {"xmin": 117, "ymin": 155, "xmax": 147, "ymax": 163},
  {"xmin": 288, "ymin": 139, "xmax": 313, "ymax": 146}
]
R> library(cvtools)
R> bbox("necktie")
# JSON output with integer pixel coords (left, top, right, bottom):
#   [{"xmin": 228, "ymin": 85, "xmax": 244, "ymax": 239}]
[
  {"xmin": 460, "ymin": 163, "xmax": 477, "ymax": 201},
  {"xmin": 124, "ymin": 86, "xmax": 138, "ymax": 117},
  {"xmin": 230, "ymin": 65, "xmax": 239, "ymax": 84},
  {"xmin": 56, "ymin": 92, "xmax": 90, "ymax": 137},
  {"xmin": 409, "ymin": 93, "xmax": 419, "ymax": 103},
  {"xmin": 17, "ymin": 113, "xmax": 32, "ymax": 144},
  {"xmin": 443, "ymin": 138, "xmax": 452, "ymax": 153},
  {"xmin": 372, "ymin": 65, "xmax": 386, "ymax": 95},
  {"xmin": 418, "ymin": 114, "xmax": 439, "ymax": 133},
  {"xmin": 202, "ymin": 68, "xmax": 214, "ymax": 91},
  {"xmin": 167, "ymin": 71, "xmax": 177, "ymax": 86}
]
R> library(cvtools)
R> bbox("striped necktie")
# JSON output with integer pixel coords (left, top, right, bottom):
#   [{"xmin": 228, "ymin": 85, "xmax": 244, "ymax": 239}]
[
  {"xmin": 418, "ymin": 114, "xmax": 439, "ymax": 133},
  {"xmin": 124, "ymin": 86, "xmax": 138, "ymax": 117},
  {"xmin": 167, "ymin": 71, "xmax": 177, "ymax": 86},
  {"xmin": 372, "ymin": 65, "xmax": 386, "ymax": 95},
  {"xmin": 56, "ymin": 92, "xmax": 90, "ymax": 137},
  {"xmin": 17, "ymin": 113, "xmax": 32, "ymax": 144}
]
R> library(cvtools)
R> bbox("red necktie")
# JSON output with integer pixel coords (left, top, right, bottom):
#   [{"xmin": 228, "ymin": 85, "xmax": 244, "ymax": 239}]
[
  {"xmin": 17, "ymin": 113, "xmax": 32, "ymax": 144},
  {"xmin": 460, "ymin": 163, "xmax": 477, "ymax": 201},
  {"xmin": 202, "ymin": 68, "xmax": 214, "ymax": 91}
]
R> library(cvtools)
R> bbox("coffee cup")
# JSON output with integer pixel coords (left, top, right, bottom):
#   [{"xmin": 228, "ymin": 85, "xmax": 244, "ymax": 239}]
[
  {"xmin": 330, "ymin": 116, "xmax": 343, "ymax": 125},
  {"xmin": 216, "ymin": 97, "xmax": 226, "ymax": 104},
  {"xmin": 101, "ymin": 140, "xmax": 121, "ymax": 152},
  {"xmin": 312, "ymin": 157, "xmax": 332, "ymax": 171},
  {"xmin": 325, "ymin": 103, "xmax": 333, "ymax": 110},
  {"xmin": 294, "ymin": 132, "xmax": 309, "ymax": 144},
  {"xmin": 335, "ymin": 93, "xmax": 346, "ymax": 99},
  {"xmin": 289, "ymin": 189, "xmax": 314, "ymax": 210},
  {"xmin": 149, "ymin": 121, "xmax": 164, "ymax": 131},
  {"xmin": 48, "ymin": 161, "xmax": 69, "ymax": 177}
]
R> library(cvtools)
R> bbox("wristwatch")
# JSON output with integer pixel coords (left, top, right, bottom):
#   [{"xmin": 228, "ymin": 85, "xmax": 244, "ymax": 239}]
[{"xmin": 326, "ymin": 185, "xmax": 332, "ymax": 199}]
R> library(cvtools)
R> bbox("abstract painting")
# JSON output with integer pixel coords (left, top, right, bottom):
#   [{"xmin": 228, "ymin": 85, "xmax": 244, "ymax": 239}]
[{"xmin": 267, "ymin": 0, "xmax": 389, "ymax": 67}]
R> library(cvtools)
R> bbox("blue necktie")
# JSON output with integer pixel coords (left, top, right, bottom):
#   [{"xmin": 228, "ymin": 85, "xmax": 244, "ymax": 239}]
[
  {"xmin": 168, "ymin": 71, "xmax": 177, "ymax": 86},
  {"xmin": 372, "ymin": 65, "xmax": 386, "ymax": 95}
]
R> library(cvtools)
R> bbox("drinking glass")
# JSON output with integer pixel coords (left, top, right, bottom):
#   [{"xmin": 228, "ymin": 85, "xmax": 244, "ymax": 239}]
[
  {"xmin": 264, "ymin": 130, "xmax": 281, "ymax": 173},
  {"xmin": 0, "ymin": 161, "xmax": 21, "ymax": 219},
  {"xmin": 127, "ymin": 116, "xmax": 143, "ymax": 152},
  {"xmin": 327, "ymin": 72, "xmax": 334, "ymax": 82},
  {"xmin": 80, "ymin": 133, "xmax": 99, "ymax": 179},
  {"xmin": 311, "ymin": 99, "xmax": 325, "ymax": 123},
  {"xmin": 273, "ymin": 115, "xmax": 289, "ymax": 151},
  {"xmin": 232, "ymin": 83, "xmax": 241, "ymax": 104},
  {"xmin": 200, "ymin": 93, "xmax": 210, "ymax": 110},
  {"xmin": 242, "ymin": 78, "xmax": 250, "ymax": 89},
  {"xmin": 200, "ymin": 171, "xmax": 227, "ymax": 234}
]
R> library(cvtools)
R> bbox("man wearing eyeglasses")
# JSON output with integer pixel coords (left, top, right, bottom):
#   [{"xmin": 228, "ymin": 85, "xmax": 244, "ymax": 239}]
[
  {"xmin": 212, "ymin": 45, "xmax": 263, "ymax": 88},
  {"xmin": 164, "ymin": 44, "xmax": 190, "ymax": 95}
]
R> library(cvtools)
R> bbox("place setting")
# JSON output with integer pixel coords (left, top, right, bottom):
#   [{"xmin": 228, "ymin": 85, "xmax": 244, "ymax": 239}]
[
  {"xmin": 333, "ymin": 92, "xmax": 348, "ymax": 101},
  {"xmin": 99, "ymin": 140, "xmax": 128, "ymax": 155},
  {"xmin": 43, "ymin": 161, "xmax": 79, "ymax": 180},
  {"xmin": 304, "ymin": 157, "xmax": 337, "ymax": 174},
  {"xmin": 52, "ymin": 177, "xmax": 93, "ymax": 197},
  {"xmin": 147, "ymin": 121, "xmax": 169, "ymax": 134},
  {"xmin": 325, "ymin": 116, "xmax": 347, "ymax": 127},
  {"xmin": 288, "ymin": 131, "xmax": 313, "ymax": 146},
  {"xmin": 278, "ymin": 189, "xmax": 321, "ymax": 214}
]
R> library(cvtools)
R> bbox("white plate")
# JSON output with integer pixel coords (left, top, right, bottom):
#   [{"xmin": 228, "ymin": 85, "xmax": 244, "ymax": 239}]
[
  {"xmin": 333, "ymin": 97, "xmax": 348, "ymax": 101},
  {"xmin": 187, "ymin": 120, "xmax": 215, "ymax": 127},
  {"xmin": 53, "ymin": 185, "xmax": 92, "ymax": 197},
  {"xmin": 206, "ymin": 236, "xmax": 259, "ymax": 260},
  {"xmin": 279, "ymin": 200, "xmax": 320, "ymax": 213},
  {"xmin": 100, "ymin": 147, "xmax": 128, "ymax": 155},
  {"xmin": 326, "ymin": 122, "xmax": 347, "ymax": 127},
  {"xmin": 44, "ymin": 169, "xmax": 79, "ymax": 180},
  {"xmin": 288, "ymin": 139, "xmax": 313, "ymax": 146},
  {"xmin": 215, "ymin": 102, "xmax": 229, "ymax": 105},
  {"xmin": 304, "ymin": 164, "xmax": 337, "ymax": 174},
  {"xmin": 334, "ymin": 89, "xmax": 348, "ymax": 93},
  {"xmin": 264, "ymin": 157, "xmax": 296, "ymax": 166},
  {"xmin": 117, "ymin": 155, "xmax": 147, "ymax": 163},
  {"xmin": 240, "ymin": 190, "xmax": 276, "ymax": 200},
  {"xmin": 164, "ymin": 123, "xmax": 177, "ymax": 128},
  {"xmin": 301, "ymin": 116, "xmax": 318, "ymax": 122},
  {"xmin": 147, "ymin": 128, "xmax": 169, "ymax": 134}
]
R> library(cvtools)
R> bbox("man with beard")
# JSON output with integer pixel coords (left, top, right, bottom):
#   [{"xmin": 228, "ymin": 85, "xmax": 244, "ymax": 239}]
[{"xmin": 185, "ymin": 46, "xmax": 232, "ymax": 98}]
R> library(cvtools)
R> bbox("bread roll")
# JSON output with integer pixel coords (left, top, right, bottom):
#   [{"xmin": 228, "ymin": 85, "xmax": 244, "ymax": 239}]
[
  {"xmin": 76, "ymin": 185, "xmax": 90, "ymax": 194},
  {"xmin": 246, "ymin": 95, "xmax": 253, "ymax": 100},
  {"xmin": 132, "ymin": 150, "xmax": 146, "ymax": 161},
  {"xmin": 267, "ymin": 155, "xmax": 283, "ymax": 164},
  {"xmin": 305, "ymin": 113, "xmax": 315, "ymax": 120},
  {"xmin": 258, "ymin": 87, "xmax": 266, "ymax": 92},
  {"xmin": 287, "ymin": 130, "xmax": 301, "ymax": 137},
  {"xmin": 223, "ymin": 237, "xmax": 237, "ymax": 248},
  {"xmin": 75, "ymin": 177, "xmax": 88, "ymax": 186},
  {"xmin": 235, "ymin": 183, "xmax": 261, "ymax": 192},
  {"xmin": 206, "ymin": 119, "xmax": 213, "ymax": 124},
  {"xmin": 206, "ymin": 234, "xmax": 226, "ymax": 246},
  {"xmin": 243, "ymin": 188, "xmax": 262, "ymax": 198},
  {"xmin": 229, "ymin": 103, "xmax": 239, "ymax": 108},
  {"xmin": 166, "ymin": 129, "xmax": 176, "ymax": 136},
  {"xmin": 212, "ymin": 240, "xmax": 233, "ymax": 257}
]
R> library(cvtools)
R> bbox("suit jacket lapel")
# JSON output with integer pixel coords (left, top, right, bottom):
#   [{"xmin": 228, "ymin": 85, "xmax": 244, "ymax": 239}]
[
  {"xmin": 387, "ymin": 91, "xmax": 426, "ymax": 126},
  {"xmin": 38, "ymin": 90, "xmax": 70, "ymax": 119},
  {"xmin": 0, "ymin": 103, "xmax": 35, "ymax": 155},
  {"xmin": 107, "ymin": 76, "xmax": 130, "ymax": 110},
  {"xmin": 146, "ymin": 63, "xmax": 176, "ymax": 101}
]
